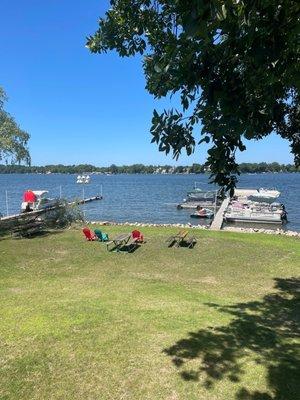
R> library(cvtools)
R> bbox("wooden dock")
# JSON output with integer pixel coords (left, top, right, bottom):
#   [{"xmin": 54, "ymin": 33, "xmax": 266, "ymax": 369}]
[
  {"xmin": 75, "ymin": 195, "xmax": 103, "ymax": 205},
  {"xmin": 210, "ymin": 197, "xmax": 230, "ymax": 230}
]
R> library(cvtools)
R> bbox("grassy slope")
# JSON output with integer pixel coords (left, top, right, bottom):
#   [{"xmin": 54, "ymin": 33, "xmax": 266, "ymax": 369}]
[{"xmin": 0, "ymin": 226, "xmax": 299, "ymax": 400}]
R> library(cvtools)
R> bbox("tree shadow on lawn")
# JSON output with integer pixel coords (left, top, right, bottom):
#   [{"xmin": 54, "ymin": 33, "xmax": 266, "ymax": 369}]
[
  {"xmin": 164, "ymin": 277, "xmax": 300, "ymax": 399},
  {"xmin": 0, "ymin": 228, "xmax": 64, "ymax": 240},
  {"xmin": 13, "ymin": 228, "xmax": 64, "ymax": 239}
]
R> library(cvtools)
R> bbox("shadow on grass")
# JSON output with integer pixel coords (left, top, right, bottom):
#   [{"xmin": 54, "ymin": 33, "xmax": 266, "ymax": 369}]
[
  {"xmin": 19, "ymin": 229, "xmax": 65, "ymax": 239},
  {"xmin": 179, "ymin": 241, "xmax": 197, "ymax": 249},
  {"xmin": 119, "ymin": 243, "xmax": 141, "ymax": 253},
  {"xmin": 107, "ymin": 242, "xmax": 142, "ymax": 253},
  {"xmin": 0, "ymin": 228, "xmax": 64, "ymax": 240},
  {"xmin": 167, "ymin": 240, "xmax": 197, "ymax": 249},
  {"xmin": 164, "ymin": 277, "xmax": 300, "ymax": 399}
]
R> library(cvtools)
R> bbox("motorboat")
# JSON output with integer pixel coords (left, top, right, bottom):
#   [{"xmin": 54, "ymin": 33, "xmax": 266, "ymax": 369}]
[
  {"xmin": 224, "ymin": 203, "xmax": 287, "ymax": 224},
  {"xmin": 234, "ymin": 188, "xmax": 280, "ymax": 203},
  {"xmin": 77, "ymin": 175, "xmax": 91, "ymax": 184},
  {"xmin": 248, "ymin": 189, "xmax": 280, "ymax": 202},
  {"xmin": 183, "ymin": 187, "xmax": 221, "ymax": 203},
  {"xmin": 21, "ymin": 190, "xmax": 58, "ymax": 212},
  {"xmin": 186, "ymin": 189, "xmax": 217, "ymax": 202},
  {"xmin": 178, "ymin": 186, "xmax": 221, "ymax": 209},
  {"xmin": 190, "ymin": 208, "xmax": 214, "ymax": 219}
]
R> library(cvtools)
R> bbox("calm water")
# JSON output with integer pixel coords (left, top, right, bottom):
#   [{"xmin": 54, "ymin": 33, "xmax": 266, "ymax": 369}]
[{"xmin": 0, "ymin": 173, "xmax": 299, "ymax": 231}]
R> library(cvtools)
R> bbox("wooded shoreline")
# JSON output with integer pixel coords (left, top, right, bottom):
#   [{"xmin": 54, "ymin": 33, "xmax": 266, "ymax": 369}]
[{"xmin": 1, "ymin": 162, "xmax": 299, "ymax": 175}]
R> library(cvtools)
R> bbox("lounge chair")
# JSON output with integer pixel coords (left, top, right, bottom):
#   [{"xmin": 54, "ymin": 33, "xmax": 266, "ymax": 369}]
[
  {"xmin": 82, "ymin": 227, "xmax": 97, "ymax": 241},
  {"xmin": 131, "ymin": 230, "xmax": 144, "ymax": 243},
  {"xmin": 166, "ymin": 230, "xmax": 188, "ymax": 247},
  {"xmin": 166, "ymin": 230, "xmax": 197, "ymax": 248},
  {"xmin": 94, "ymin": 229, "xmax": 109, "ymax": 242},
  {"xmin": 185, "ymin": 235, "xmax": 197, "ymax": 248}
]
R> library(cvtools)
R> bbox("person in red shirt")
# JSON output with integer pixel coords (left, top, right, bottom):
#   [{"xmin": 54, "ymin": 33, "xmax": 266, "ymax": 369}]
[
  {"xmin": 22, "ymin": 190, "xmax": 37, "ymax": 212},
  {"xmin": 23, "ymin": 190, "xmax": 37, "ymax": 203}
]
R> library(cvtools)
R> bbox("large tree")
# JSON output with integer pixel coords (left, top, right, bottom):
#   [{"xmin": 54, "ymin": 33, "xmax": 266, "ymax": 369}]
[
  {"xmin": 87, "ymin": 0, "xmax": 300, "ymax": 191},
  {"xmin": 0, "ymin": 87, "xmax": 30, "ymax": 164}
]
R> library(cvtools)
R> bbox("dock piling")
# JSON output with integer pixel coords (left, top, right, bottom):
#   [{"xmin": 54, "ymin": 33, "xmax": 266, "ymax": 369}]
[{"xmin": 5, "ymin": 190, "xmax": 9, "ymax": 217}]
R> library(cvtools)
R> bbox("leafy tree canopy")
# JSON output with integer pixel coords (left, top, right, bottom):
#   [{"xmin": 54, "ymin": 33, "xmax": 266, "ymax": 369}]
[
  {"xmin": 87, "ymin": 0, "xmax": 300, "ymax": 192},
  {"xmin": 0, "ymin": 87, "xmax": 30, "ymax": 164}
]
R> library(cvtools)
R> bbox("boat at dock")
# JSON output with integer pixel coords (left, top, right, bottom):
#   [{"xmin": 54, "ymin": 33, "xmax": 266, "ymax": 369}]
[
  {"xmin": 224, "ymin": 208, "xmax": 286, "ymax": 224},
  {"xmin": 224, "ymin": 200, "xmax": 287, "ymax": 225},
  {"xmin": 21, "ymin": 190, "xmax": 58, "ymax": 213},
  {"xmin": 234, "ymin": 188, "xmax": 280, "ymax": 203},
  {"xmin": 190, "ymin": 208, "xmax": 214, "ymax": 219},
  {"xmin": 2, "ymin": 193, "xmax": 103, "ymax": 225},
  {"xmin": 224, "ymin": 186, "xmax": 286, "ymax": 225},
  {"xmin": 186, "ymin": 189, "xmax": 217, "ymax": 202},
  {"xmin": 177, "ymin": 186, "xmax": 221, "ymax": 209},
  {"xmin": 177, "ymin": 201, "xmax": 216, "ymax": 210},
  {"xmin": 209, "ymin": 186, "xmax": 287, "ymax": 230}
]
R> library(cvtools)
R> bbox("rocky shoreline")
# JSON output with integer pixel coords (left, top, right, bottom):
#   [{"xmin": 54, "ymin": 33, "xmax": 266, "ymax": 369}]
[
  {"xmin": 222, "ymin": 226, "xmax": 300, "ymax": 237},
  {"xmin": 88, "ymin": 220, "xmax": 300, "ymax": 238}
]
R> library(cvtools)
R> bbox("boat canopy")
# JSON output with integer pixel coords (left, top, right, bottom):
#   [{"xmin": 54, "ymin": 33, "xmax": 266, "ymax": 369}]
[
  {"xmin": 234, "ymin": 188, "xmax": 280, "ymax": 198},
  {"xmin": 32, "ymin": 190, "xmax": 49, "ymax": 197}
]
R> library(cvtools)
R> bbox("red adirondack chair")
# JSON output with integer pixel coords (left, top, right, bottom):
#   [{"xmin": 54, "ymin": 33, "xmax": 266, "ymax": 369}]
[
  {"xmin": 132, "ymin": 230, "xmax": 144, "ymax": 243},
  {"xmin": 82, "ymin": 227, "xmax": 97, "ymax": 241}
]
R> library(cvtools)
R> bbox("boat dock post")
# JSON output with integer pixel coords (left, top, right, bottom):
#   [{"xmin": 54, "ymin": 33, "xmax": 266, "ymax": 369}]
[
  {"xmin": 5, "ymin": 190, "xmax": 9, "ymax": 217},
  {"xmin": 210, "ymin": 197, "xmax": 230, "ymax": 230},
  {"xmin": 214, "ymin": 189, "xmax": 218, "ymax": 216}
]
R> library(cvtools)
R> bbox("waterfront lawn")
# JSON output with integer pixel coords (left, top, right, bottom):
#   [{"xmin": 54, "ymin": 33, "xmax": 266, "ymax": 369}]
[{"xmin": 0, "ymin": 226, "xmax": 299, "ymax": 400}]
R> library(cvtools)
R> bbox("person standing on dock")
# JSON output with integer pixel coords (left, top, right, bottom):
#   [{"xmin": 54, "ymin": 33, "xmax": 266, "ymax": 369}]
[{"xmin": 22, "ymin": 190, "xmax": 37, "ymax": 213}]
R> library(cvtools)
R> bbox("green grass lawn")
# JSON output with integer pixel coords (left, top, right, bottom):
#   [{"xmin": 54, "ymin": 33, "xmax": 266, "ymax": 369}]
[{"xmin": 0, "ymin": 226, "xmax": 299, "ymax": 400}]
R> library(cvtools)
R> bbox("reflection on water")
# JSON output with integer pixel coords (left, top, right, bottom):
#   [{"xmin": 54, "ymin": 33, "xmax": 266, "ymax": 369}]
[{"xmin": 0, "ymin": 173, "xmax": 299, "ymax": 231}]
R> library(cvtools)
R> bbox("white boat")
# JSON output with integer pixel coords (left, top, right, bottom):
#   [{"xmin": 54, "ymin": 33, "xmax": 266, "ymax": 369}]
[
  {"xmin": 249, "ymin": 188, "xmax": 280, "ymax": 202},
  {"xmin": 77, "ymin": 175, "xmax": 91, "ymax": 184},
  {"xmin": 21, "ymin": 190, "xmax": 58, "ymax": 212},
  {"xmin": 186, "ymin": 189, "xmax": 217, "ymax": 202},
  {"xmin": 190, "ymin": 208, "xmax": 214, "ymax": 219},
  {"xmin": 234, "ymin": 188, "xmax": 280, "ymax": 202},
  {"xmin": 225, "ymin": 205, "xmax": 286, "ymax": 224}
]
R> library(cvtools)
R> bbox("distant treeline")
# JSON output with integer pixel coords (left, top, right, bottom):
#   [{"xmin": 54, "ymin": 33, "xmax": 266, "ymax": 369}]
[{"xmin": 0, "ymin": 162, "xmax": 299, "ymax": 174}]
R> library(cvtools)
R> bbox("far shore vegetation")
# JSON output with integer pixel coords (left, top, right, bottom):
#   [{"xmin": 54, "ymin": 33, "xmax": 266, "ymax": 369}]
[{"xmin": 0, "ymin": 162, "xmax": 299, "ymax": 175}]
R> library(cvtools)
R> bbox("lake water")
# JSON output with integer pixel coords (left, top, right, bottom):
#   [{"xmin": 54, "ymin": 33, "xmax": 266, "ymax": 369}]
[{"xmin": 0, "ymin": 173, "xmax": 299, "ymax": 231}]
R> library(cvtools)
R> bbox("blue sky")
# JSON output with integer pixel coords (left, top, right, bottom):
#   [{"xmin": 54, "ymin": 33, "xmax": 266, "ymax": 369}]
[{"xmin": 0, "ymin": 0, "xmax": 293, "ymax": 166}]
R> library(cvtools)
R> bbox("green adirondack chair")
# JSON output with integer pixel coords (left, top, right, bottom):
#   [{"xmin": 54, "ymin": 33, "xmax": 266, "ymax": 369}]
[{"xmin": 94, "ymin": 229, "xmax": 109, "ymax": 242}]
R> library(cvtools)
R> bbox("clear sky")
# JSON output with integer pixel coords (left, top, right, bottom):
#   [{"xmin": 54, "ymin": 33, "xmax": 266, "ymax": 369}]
[{"xmin": 0, "ymin": 0, "xmax": 294, "ymax": 166}]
